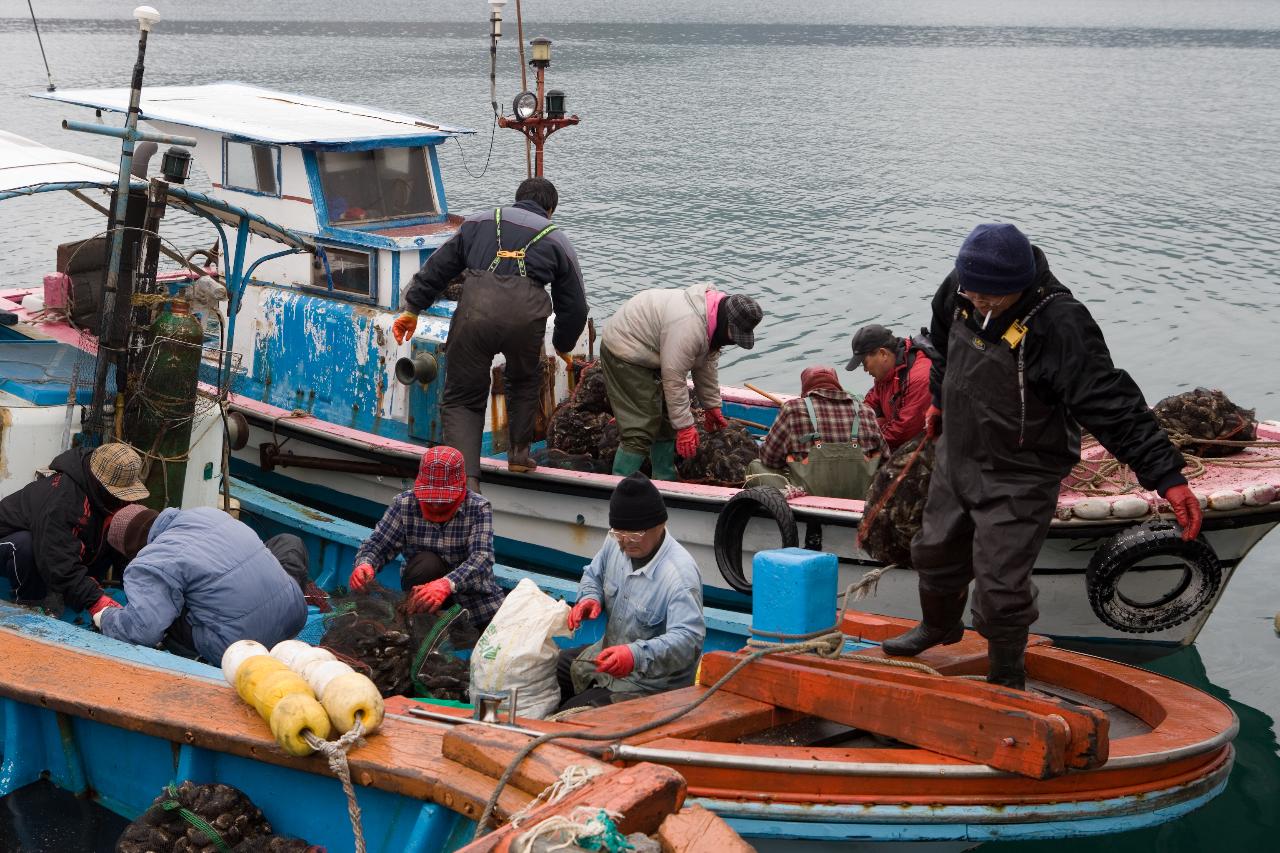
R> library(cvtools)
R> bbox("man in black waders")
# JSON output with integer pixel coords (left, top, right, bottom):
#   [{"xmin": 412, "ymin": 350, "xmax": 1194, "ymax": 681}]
[
  {"xmin": 393, "ymin": 177, "xmax": 588, "ymax": 488},
  {"xmin": 882, "ymin": 223, "xmax": 1204, "ymax": 689}
]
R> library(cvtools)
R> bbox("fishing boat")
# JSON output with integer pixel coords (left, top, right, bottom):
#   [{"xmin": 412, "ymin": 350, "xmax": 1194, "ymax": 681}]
[
  {"xmin": 11, "ymin": 84, "xmax": 1280, "ymax": 656},
  {"xmin": 0, "ymin": 598, "xmax": 751, "ymax": 852},
  {"xmin": 128, "ymin": 476, "xmax": 1254, "ymax": 850}
]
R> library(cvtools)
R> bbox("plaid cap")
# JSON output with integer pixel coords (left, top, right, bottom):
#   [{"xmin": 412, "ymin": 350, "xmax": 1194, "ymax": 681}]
[
  {"xmin": 847, "ymin": 324, "xmax": 897, "ymax": 369},
  {"xmin": 723, "ymin": 294, "xmax": 762, "ymax": 350},
  {"xmin": 89, "ymin": 443, "xmax": 149, "ymax": 502},
  {"xmin": 414, "ymin": 446, "xmax": 467, "ymax": 505}
]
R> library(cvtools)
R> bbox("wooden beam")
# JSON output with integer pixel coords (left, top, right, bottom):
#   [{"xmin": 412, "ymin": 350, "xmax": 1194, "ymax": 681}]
[
  {"xmin": 793, "ymin": 655, "xmax": 1108, "ymax": 769},
  {"xmin": 698, "ymin": 652, "xmax": 1073, "ymax": 779},
  {"xmin": 658, "ymin": 805, "xmax": 755, "ymax": 853}
]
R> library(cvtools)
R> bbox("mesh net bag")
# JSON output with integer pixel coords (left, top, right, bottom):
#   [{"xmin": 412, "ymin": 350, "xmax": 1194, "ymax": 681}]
[
  {"xmin": 318, "ymin": 585, "xmax": 477, "ymax": 700},
  {"xmin": 116, "ymin": 781, "xmax": 273, "ymax": 853},
  {"xmin": 677, "ymin": 403, "xmax": 760, "ymax": 486},
  {"xmin": 1153, "ymin": 388, "xmax": 1258, "ymax": 458},
  {"xmin": 857, "ymin": 435, "xmax": 937, "ymax": 566},
  {"xmin": 544, "ymin": 360, "xmax": 622, "ymax": 472}
]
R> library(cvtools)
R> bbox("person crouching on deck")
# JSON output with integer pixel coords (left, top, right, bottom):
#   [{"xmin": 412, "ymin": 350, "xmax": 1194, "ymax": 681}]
[
  {"xmin": 0, "ymin": 442, "xmax": 147, "ymax": 615},
  {"xmin": 95, "ymin": 505, "xmax": 307, "ymax": 662},
  {"xmin": 745, "ymin": 365, "xmax": 884, "ymax": 499},
  {"xmin": 600, "ymin": 283, "xmax": 763, "ymax": 480},
  {"xmin": 557, "ymin": 473, "xmax": 705, "ymax": 711},
  {"xmin": 349, "ymin": 446, "xmax": 505, "ymax": 633}
]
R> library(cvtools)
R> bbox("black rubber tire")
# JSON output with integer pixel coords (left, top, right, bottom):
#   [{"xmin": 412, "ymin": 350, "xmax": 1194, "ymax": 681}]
[
  {"xmin": 714, "ymin": 486, "xmax": 799, "ymax": 595},
  {"xmin": 1086, "ymin": 519, "xmax": 1222, "ymax": 633}
]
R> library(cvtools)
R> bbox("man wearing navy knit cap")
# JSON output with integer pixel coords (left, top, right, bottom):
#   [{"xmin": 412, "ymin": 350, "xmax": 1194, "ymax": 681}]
[{"xmin": 881, "ymin": 223, "xmax": 1201, "ymax": 690}]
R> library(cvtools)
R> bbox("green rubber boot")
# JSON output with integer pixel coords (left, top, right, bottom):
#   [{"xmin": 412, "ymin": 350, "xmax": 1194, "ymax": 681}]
[
  {"xmin": 612, "ymin": 448, "xmax": 646, "ymax": 476},
  {"xmin": 649, "ymin": 440, "xmax": 678, "ymax": 482}
]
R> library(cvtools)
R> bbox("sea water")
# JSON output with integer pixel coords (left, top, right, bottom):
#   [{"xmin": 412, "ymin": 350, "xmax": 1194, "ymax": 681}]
[{"xmin": 0, "ymin": 1, "xmax": 1277, "ymax": 849}]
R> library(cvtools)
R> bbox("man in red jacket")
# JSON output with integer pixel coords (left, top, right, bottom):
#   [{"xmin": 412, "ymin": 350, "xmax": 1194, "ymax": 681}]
[{"xmin": 847, "ymin": 324, "xmax": 933, "ymax": 451}]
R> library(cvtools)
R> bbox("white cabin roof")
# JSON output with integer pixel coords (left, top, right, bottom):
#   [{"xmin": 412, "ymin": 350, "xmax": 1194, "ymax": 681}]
[
  {"xmin": 0, "ymin": 130, "xmax": 120, "ymax": 193},
  {"xmin": 36, "ymin": 83, "xmax": 472, "ymax": 146}
]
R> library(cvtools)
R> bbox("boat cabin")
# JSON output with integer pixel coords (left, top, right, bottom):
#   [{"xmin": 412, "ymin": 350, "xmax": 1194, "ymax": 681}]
[{"xmin": 37, "ymin": 83, "xmax": 506, "ymax": 442}]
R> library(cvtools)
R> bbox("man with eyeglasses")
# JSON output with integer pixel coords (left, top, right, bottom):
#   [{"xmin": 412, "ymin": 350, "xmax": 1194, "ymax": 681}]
[
  {"xmin": 556, "ymin": 472, "xmax": 705, "ymax": 711},
  {"xmin": 881, "ymin": 223, "xmax": 1202, "ymax": 691}
]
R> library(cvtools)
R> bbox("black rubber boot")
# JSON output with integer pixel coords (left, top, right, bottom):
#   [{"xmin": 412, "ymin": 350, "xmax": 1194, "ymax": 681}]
[
  {"xmin": 507, "ymin": 445, "xmax": 538, "ymax": 473},
  {"xmin": 985, "ymin": 628, "xmax": 1029, "ymax": 690},
  {"xmin": 880, "ymin": 590, "xmax": 967, "ymax": 657}
]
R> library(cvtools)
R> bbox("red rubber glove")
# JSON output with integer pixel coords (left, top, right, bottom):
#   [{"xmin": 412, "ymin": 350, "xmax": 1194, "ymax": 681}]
[
  {"xmin": 675, "ymin": 425, "xmax": 700, "ymax": 459},
  {"xmin": 594, "ymin": 644, "xmax": 635, "ymax": 678},
  {"xmin": 567, "ymin": 598, "xmax": 602, "ymax": 631},
  {"xmin": 391, "ymin": 311, "xmax": 418, "ymax": 344},
  {"xmin": 89, "ymin": 594, "xmax": 121, "ymax": 629},
  {"xmin": 703, "ymin": 407, "xmax": 729, "ymax": 433},
  {"xmin": 407, "ymin": 578, "xmax": 453, "ymax": 615},
  {"xmin": 349, "ymin": 563, "xmax": 375, "ymax": 593},
  {"xmin": 1162, "ymin": 484, "xmax": 1203, "ymax": 541},
  {"xmin": 925, "ymin": 404, "xmax": 943, "ymax": 440}
]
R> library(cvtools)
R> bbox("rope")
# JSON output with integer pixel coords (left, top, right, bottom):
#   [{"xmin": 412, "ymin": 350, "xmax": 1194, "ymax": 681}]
[
  {"xmin": 511, "ymin": 807, "xmax": 629, "ymax": 853},
  {"xmin": 472, "ymin": 633, "xmax": 843, "ymax": 840},
  {"xmin": 302, "ymin": 717, "xmax": 367, "ymax": 853},
  {"xmin": 508, "ymin": 765, "xmax": 607, "ymax": 828}
]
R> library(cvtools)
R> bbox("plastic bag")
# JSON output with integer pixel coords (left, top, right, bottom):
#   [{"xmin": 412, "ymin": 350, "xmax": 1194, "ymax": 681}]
[{"xmin": 470, "ymin": 578, "xmax": 571, "ymax": 719}]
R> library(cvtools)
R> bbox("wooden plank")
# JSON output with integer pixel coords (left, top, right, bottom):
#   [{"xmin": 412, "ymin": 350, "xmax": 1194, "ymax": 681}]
[
  {"xmin": 698, "ymin": 652, "xmax": 1072, "ymax": 779},
  {"xmin": 442, "ymin": 724, "xmax": 614, "ymax": 798},
  {"xmin": 552, "ymin": 685, "xmax": 797, "ymax": 745},
  {"xmin": 454, "ymin": 763, "xmax": 687, "ymax": 853},
  {"xmin": 792, "ymin": 655, "xmax": 1108, "ymax": 769},
  {"xmin": 0, "ymin": 627, "xmax": 532, "ymax": 819},
  {"xmin": 658, "ymin": 805, "xmax": 755, "ymax": 853}
]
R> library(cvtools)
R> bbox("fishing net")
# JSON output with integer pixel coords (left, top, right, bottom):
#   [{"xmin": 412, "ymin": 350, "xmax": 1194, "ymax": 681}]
[
  {"xmin": 1153, "ymin": 388, "xmax": 1258, "ymax": 458},
  {"xmin": 677, "ymin": 404, "xmax": 760, "ymax": 487},
  {"xmin": 317, "ymin": 585, "xmax": 477, "ymax": 700},
  {"xmin": 857, "ymin": 435, "xmax": 937, "ymax": 566},
  {"xmin": 544, "ymin": 361, "xmax": 622, "ymax": 473},
  {"xmin": 116, "ymin": 781, "xmax": 274, "ymax": 853}
]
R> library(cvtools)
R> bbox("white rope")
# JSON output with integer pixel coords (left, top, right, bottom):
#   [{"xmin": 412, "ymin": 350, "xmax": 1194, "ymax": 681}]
[
  {"xmin": 509, "ymin": 765, "xmax": 607, "ymax": 828},
  {"xmin": 510, "ymin": 806, "xmax": 626, "ymax": 853},
  {"xmin": 302, "ymin": 718, "xmax": 367, "ymax": 853}
]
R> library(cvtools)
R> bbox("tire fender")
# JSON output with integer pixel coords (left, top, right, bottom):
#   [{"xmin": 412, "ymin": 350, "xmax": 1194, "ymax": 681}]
[
  {"xmin": 714, "ymin": 487, "xmax": 799, "ymax": 595},
  {"xmin": 1086, "ymin": 519, "xmax": 1222, "ymax": 633}
]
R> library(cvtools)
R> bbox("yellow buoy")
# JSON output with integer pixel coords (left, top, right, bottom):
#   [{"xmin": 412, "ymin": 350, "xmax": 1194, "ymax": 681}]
[{"xmin": 232, "ymin": 654, "xmax": 331, "ymax": 755}]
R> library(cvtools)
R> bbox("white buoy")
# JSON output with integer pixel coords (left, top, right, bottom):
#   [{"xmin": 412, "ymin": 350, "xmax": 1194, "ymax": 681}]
[
  {"xmin": 1207, "ymin": 490, "xmax": 1245, "ymax": 511},
  {"xmin": 1072, "ymin": 498, "xmax": 1111, "ymax": 520},
  {"xmin": 1242, "ymin": 484, "xmax": 1277, "ymax": 507},
  {"xmin": 1111, "ymin": 496, "xmax": 1151, "ymax": 519},
  {"xmin": 221, "ymin": 639, "xmax": 269, "ymax": 686}
]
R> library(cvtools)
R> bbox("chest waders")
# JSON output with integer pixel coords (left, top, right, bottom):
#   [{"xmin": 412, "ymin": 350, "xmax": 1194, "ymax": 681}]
[
  {"xmin": 441, "ymin": 208, "xmax": 558, "ymax": 480},
  {"xmin": 889, "ymin": 292, "xmax": 1070, "ymax": 689},
  {"xmin": 781, "ymin": 397, "xmax": 880, "ymax": 499}
]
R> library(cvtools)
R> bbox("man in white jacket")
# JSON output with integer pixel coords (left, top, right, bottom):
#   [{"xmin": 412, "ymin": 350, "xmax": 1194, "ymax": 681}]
[{"xmin": 600, "ymin": 282, "xmax": 762, "ymax": 479}]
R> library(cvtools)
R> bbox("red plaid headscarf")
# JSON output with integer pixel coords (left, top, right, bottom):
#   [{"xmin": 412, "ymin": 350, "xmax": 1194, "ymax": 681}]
[{"xmin": 414, "ymin": 447, "xmax": 466, "ymax": 520}]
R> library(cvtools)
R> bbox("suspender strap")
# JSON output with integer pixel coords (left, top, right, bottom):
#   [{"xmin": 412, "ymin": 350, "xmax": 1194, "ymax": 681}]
[
  {"xmin": 487, "ymin": 207, "xmax": 559, "ymax": 276},
  {"xmin": 802, "ymin": 396, "xmax": 861, "ymax": 447}
]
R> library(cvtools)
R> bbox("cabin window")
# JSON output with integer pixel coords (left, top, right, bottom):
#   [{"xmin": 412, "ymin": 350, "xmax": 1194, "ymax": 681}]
[
  {"xmin": 317, "ymin": 148, "xmax": 438, "ymax": 225},
  {"xmin": 223, "ymin": 139, "xmax": 280, "ymax": 196},
  {"xmin": 312, "ymin": 245, "xmax": 374, "ymax": 298}
]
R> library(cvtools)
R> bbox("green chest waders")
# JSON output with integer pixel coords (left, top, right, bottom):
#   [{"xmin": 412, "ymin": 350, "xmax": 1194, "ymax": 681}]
[{"xmin": 785, "ymin": 397, "xmax": 880, "ymax": 499}]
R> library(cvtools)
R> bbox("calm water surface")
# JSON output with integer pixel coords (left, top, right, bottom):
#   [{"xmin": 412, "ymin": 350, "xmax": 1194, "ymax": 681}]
[{"xmin": 0, "ymin": 2, "xmax": 1277, "ymax": 850}]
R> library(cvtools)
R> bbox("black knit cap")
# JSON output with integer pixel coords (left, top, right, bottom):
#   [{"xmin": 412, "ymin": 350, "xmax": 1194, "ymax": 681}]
[{"xmin": 609, "ymin": 472, "xmax": 668, "ymax": 531}]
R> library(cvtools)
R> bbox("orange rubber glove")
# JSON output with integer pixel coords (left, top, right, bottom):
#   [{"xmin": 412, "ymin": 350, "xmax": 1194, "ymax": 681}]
[
  {"xmin": 1162, "ymin": 484, "xmax": 1203, "ymax": 541},
  {"xmin": 392, "ymin": 311, "xmax": 418, "ymax": 344},
  {"xmin": 567, "ymin": 598, "xmax": 602, "ymax": 631},
  {"xmin": 349, "ymin": 563, "xmax": 375, "ymax": 593},
  {"xmin": 407, "ymin": 578, "xmax": 453, "ymax": 615},
  {"xmin": 594, "ymin": 644, "xmax": 635, "ymax": 678},
  {"xmin": 675, "ymin": 425, "xmax": 700, "ymax": 459},
  {"xmin": 925, "ymin": 404, "xmax": 943, "ymax": 440},
  {"xmin": 703, "ymin": 407, "xmax": 729, "ymax": 433}
]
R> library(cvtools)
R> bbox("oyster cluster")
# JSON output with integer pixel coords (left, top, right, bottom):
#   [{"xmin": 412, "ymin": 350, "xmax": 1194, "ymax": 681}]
[
  {"xmin": 544, "ymin": 361, "xmax": 619, "ymax": 473},
  {"xmin": 677, "ymin": 404, "xmax": 760, "ymax": 487},
  {"xmin": 1153, "ymin": 388, "xmax": 1257, "ymax": 458},
  {"xmin": 857, "ymin": 435, "xmax": 937, "ymax": 566},
  {"xmin": 116, "ymin": 781, "xmax": 317, "ymax": 853}
]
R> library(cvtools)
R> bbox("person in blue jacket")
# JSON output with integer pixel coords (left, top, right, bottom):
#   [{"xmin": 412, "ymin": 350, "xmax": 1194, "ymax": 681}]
[{"xmin": 94, "ymin": 504, "xmax": 307, "ymax": 663}]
